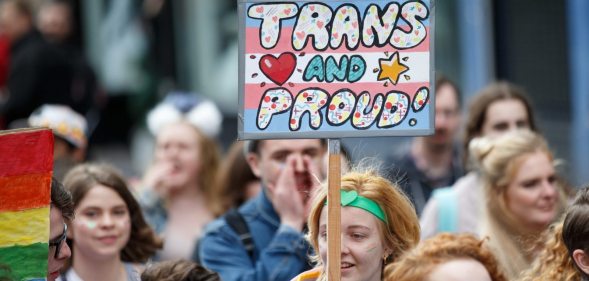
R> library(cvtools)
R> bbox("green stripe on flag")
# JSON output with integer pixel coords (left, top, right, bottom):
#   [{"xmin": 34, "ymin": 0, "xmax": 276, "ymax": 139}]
[{"xmin": 0, "ymin": 243, "xmax": 48, "ymax": 281}]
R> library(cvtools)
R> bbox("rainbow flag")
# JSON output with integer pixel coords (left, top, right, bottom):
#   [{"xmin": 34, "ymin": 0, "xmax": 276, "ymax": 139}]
[{"xmin": 0, "ymin": 129, "xmax": 54, "ymax": 281}]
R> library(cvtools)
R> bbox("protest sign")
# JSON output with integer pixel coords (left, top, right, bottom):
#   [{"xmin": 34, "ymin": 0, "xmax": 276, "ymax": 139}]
[
  {"xmin": 238, "ymin": 2, "xmax": 434, "ymax": 279},
  {"xmin": 239, "ymin": 0, "xmax": 433, "ymax": 139}
]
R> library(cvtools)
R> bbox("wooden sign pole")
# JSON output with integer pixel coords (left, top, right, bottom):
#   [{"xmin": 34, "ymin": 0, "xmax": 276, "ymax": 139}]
[{"xmin": 327, "ymin": 139, "xmax": 341, "ymax": 281}]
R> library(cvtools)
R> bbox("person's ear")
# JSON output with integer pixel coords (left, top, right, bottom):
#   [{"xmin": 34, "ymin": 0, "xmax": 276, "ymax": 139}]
[
  {"xmin": 572, "ymin": 249, "xmax": 589, "ymax": 275},
  {"xmin": 246, "ymin": 153, "xmax": 262, "ymax": 178},
  {"xmin": 66, "ymin": 222, "xmax": 73, "ymax": 239},
  {"xmin": 383, "ymin": 248, "xmax": 393, "ymax": 261}
]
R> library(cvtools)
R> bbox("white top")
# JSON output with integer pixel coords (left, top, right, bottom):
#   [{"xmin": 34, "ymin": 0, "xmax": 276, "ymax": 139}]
[
  {"xmin": 56, "ymin": 263, "xmax": 140, "ymax": 281},
  {"xmin": 420, "ymin": 172, "xmax": 483, "ymax": 239}
]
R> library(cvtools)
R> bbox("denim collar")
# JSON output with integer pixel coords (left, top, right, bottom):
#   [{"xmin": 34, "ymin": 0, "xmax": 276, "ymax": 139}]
[{"xmin": 255, "ymin": 186, "xmax": 281, "ymax": 228}]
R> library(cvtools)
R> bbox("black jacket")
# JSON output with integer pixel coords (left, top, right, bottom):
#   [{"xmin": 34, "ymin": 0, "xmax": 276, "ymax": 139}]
[{"xmin": 0, "ymin": 30, "xmax": 74, "ymax": 125}]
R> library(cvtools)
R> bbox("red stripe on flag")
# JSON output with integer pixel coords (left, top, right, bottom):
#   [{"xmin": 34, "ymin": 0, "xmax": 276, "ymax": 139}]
[{"xmin": 0, "ymin": 129, "xmax": 54, "ymax": 177}]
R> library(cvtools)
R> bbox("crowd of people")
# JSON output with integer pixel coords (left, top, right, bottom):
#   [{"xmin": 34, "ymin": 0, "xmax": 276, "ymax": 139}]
[
  {"xmin": 1, "ymin": 1, "xmax": 589, "ymax": 281},
  {"xmin": 6, "ymin": 77, "xmax": 586, "ymax": 281}
]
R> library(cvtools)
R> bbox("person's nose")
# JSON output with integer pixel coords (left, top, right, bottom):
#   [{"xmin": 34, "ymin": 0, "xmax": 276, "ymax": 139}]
[
  {"xmin": 506, "ymin": 122, "xmax": 521, "ymax": 133},
  {"xmin": 542, "ymin": 180, "xmax": 558, "ymax": 200},
  {"xmin": 58, "ymin": 241, "xmax": 71, "ymax": 260},
  {"xmin": 99, "ymin": 214, "xmax": 115, "ymax": 228},
  {"xmin": 166, "ymin": 146, "xmax": 180, "ymax": 159},
  {"xmin": 435, "ymin": 111, "xmax": 449, "ymax": 130},
  {"xmin": 340, "ymin": 237, "xmax": 350, "ymax": 255},
  {"xmin": 293, "ymin": 154, "xmax": 305, "ymax": 173}
]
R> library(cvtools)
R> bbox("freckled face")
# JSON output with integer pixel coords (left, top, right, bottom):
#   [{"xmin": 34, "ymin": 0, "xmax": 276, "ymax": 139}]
[
  {"xmin": 318, "ymin": 206, "xmax": 386, "ymax": 281},
  {"xmin": 71, "ymin": 185, "xmax": 131, "ymax": 261}
]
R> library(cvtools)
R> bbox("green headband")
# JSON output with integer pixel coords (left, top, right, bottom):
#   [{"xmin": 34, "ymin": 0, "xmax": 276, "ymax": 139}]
[{"xmin": 326, "ymin": 190, "xmax": 387, "ymax": 224}]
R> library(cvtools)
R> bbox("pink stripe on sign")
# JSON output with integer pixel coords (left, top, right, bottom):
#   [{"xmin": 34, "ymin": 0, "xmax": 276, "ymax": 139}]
[
  {"xmin": 244, "ymin": 82, "xmax": 428, "ymax": 109},
  {"xmin": 245, "ymin": 27, "xmax": 430, "ymax": 54}
]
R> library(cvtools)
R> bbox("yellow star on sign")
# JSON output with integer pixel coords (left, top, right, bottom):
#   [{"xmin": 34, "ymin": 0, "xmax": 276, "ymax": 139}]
[{"xmin": 377, "ymin": 51, "xmax": 409, "ymax": 85}]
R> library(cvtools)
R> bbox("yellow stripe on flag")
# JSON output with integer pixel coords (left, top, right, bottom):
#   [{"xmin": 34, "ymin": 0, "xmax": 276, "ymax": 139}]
[{"xmin": 0, "ymin": 207, "xmax": 49, "ymax": 247}]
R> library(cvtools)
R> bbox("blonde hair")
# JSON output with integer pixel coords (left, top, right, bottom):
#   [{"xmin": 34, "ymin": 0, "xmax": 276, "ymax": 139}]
[
  {"xmin": 384, "ymin": 233, "xmax": 507, "ymax": 281},
  {"xmin": 519, "ymin": 221, "xmax": 581, "ymax": 281},
  {"xmin": 470, "ymin": 130, "xmax": 567, "ymax": 279},
  {"xmin": 306, "ymin": 169, "xmax": 420, "ymax": 281}
]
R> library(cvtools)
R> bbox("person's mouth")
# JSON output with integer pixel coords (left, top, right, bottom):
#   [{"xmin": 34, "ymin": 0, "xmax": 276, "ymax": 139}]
[
  {"xmin": 171, "ymin": 164, "xmax": 182, "ymax": 174},
  {"xmin": 296, "ymin": 181, "xmax": 311, "ymax": 192},
  {"xmin": 538, "ymin": 203, "xmax": 555, "ymax": 212},
  {"xmin": 97, "ymin": 235, "xmax": 118, "ymax": 245},
  {"xmin": 341, "ymin": 262, "xmax": 354, "ymax": 269},
  {"xmin": 49, "ymin": 270, "xmax": 60, "ymax": 279}
]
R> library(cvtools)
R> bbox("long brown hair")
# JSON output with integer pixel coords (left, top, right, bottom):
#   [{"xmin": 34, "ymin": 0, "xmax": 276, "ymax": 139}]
[
  {"xmin": 215, "ymin": 141, "xmax": 259, "ymax": 215},
  {"xmin": 463, "ymin": 81, "xmax": 538, "ymax": 169},
  {"xmin": 63, "ymin": 163, "xmax": 163, "ymax": 264}
]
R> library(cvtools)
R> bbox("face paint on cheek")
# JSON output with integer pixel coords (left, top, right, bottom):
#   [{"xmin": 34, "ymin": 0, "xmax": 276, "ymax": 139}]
[
  {"xmin": 366, "ymin": 246, "xmax": 378, "ymax": 253},
  {"xmin": 115, "ymin": 217, "xmax": 131, "ymax": 229},
  {"xmin": 366, "ymin": 242, "xmax": 381, "ymax": 255},
  {"xmin": 82, "ymin": 220, "xmax": 97, "ymax": 230}
]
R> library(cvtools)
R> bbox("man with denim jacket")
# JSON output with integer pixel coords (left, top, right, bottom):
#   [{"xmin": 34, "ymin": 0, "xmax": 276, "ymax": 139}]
[{"xmin": 199, "ymin": 139, "xmax": 325, "ymax": 281}]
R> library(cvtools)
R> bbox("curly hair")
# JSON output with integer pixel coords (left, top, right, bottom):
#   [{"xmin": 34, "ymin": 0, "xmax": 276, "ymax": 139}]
[
  {"xmin": 384, "ymin": 233, "xmax": 507, "ymax": 281},
  {"xmin": 519, "ymin": 221, "xmax": 581, "ymax": 281},
  {"xmin": 306, "ymin": 169, "xmax": 420, "ymax": 281},
  {"xmin": 563, "ymin": 186, "xmax": 589, "ymax": 278},
  {"xmin": 63, "ymin": 163, "xmax": 163, "ymax": 265},
  {"xmin": 141, "ymin": 260, "xmax": 220, "ymax": 281}
]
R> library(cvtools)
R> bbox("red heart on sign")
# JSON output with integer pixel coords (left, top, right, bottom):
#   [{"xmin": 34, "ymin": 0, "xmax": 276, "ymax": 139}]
[{"xmin": 259, "ymin": 53, "xmax": 296, "ymax": 86}]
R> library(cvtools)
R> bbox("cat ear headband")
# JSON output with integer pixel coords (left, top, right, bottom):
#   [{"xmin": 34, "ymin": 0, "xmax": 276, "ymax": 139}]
[{"xmin": 146, "ymin": 92, "xmax": 223, "ymax": 138}]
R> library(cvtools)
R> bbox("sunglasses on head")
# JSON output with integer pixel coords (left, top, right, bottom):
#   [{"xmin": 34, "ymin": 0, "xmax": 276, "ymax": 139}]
[{"xmin": 49, "ymin": 223, "xmax": 67, "ymax": 258}]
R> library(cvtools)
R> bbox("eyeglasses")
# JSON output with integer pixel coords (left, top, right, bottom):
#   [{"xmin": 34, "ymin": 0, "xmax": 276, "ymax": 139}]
[{"xmin": 49, "ymin": 223, "xmax": 68, "ymax": 258}]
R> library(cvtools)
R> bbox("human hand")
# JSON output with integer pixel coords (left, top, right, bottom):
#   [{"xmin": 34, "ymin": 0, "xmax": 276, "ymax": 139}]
[
  {"xmin": 141, "ymin": 161, "xmax": 175, "ymax": 198},
  {"xmin": 270, "ymin": 154, "xmax": 322, "ymax": 231}
]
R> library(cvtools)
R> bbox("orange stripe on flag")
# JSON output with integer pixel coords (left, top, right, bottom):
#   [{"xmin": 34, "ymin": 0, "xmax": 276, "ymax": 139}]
[{"xmin": 0, "ymin": 173, "xmax": 51, "ymax": 212}]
